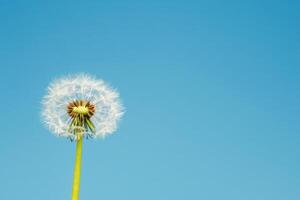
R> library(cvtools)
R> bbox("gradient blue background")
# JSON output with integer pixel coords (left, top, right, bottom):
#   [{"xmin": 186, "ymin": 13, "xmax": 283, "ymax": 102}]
[{"xmin": 0, "ymin": 1, "xmax": 299, "ymax": 199}]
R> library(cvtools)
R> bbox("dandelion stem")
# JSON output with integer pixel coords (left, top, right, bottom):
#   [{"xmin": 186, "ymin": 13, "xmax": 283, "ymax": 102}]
[{"xmin": 71, "ymin": 136, "xmax": 83, "ymax": 200}]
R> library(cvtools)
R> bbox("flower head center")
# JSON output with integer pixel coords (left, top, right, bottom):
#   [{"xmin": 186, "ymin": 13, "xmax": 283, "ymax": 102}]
[
  {"xmin": 73, "ymin": 106, "xmax": 89, "ymax": 115},
  {"xmin": 67, "ymin": 100, "xmax": 96, "ymax": 119},
  {"xmin": 67, "ymin": 99, "xmax": 96, "ymax": 137}
]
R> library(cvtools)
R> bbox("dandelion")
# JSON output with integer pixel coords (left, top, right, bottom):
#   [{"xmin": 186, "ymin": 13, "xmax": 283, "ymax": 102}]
[{"xmin": 42, "ymin": 74, "xmax": 124, "ymax": 200}]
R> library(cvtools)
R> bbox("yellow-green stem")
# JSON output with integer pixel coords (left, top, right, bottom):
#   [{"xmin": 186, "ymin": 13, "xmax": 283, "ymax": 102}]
[{"xmin": 71, "ymin": 137, "xmax": 83, "ymax": 200}]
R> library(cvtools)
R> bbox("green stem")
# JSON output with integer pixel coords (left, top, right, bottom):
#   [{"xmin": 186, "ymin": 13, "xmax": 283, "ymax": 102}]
[{"xmin": 71, "ymin": 137, "xmax": 83, "ymax": 200}]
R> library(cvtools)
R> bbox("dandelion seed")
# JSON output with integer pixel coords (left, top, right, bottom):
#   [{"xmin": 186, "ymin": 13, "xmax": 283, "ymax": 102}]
[{"xmin": 42, "ymin": 73, "xmax": 124, "ymax": 140}]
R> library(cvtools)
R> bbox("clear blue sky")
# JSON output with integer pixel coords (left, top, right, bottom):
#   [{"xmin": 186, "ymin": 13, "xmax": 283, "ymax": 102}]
[{"xmin": 0, "ymin": 1, "xmax": 299, "ymax": 199}]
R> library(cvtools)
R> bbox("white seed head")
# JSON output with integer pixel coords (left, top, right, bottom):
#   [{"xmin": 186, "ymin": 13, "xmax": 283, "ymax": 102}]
[{"xmin": 42, "ymin": 74, "xmax": 124, "ymax": 140}]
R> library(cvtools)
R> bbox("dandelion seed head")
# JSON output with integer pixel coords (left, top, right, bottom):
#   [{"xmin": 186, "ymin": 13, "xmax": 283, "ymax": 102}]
[{"xmin": 42, "ymin": 74, "xmax": 124, "ymax": 140}]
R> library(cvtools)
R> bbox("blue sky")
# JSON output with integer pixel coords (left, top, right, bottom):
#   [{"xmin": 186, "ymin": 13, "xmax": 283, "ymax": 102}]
[{"xmin": 0, "ymin": 1, "xmax": 299, "ymax": 199}]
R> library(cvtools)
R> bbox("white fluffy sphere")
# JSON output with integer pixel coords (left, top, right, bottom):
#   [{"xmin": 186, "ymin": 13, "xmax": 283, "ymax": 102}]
[{"xmin": 42, "ymin": 74, "xmax": 124, "ymax": 139}]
